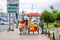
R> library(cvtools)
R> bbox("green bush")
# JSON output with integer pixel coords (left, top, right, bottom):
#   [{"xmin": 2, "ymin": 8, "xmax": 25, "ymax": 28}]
[
  {"xmin": 44, "ymin": 26, "xmax": 47, "ymax": 29},
  {"xmin": 54, "ymin": 22, "xmax": 60, "ymax": 27},
  {"xmin": 13, "ymin": 21, "xmax": 16, "ymax": 24},
  {"xmin": 48, "ymin": 36, "xmax": 53, "ymax": 40}
]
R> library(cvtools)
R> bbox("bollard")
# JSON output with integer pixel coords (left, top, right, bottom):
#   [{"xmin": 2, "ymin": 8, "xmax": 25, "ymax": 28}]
[
  {"xmin": 48, "ymin": 31, "xmax": 50, "ymax": 37},
  {"xmin": 45, "ymin": 30, "xmax": 47, "ymax": 35},
  {"xmin": 53, "ymin": 32, "xmax": 55, "ymax": 40}
]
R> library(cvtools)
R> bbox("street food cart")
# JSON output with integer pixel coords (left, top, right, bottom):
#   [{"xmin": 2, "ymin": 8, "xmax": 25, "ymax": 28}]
[{"xmin": 25, "ymin": 13, "xmax": 41, "ymax": 34}]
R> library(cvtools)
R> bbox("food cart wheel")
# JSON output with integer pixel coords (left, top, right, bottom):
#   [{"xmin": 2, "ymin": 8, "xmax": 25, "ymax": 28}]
[
  {"xmin": 37, "ymin": 29, "xmax": 39, "ymax": 34},
  {"xmin": 33, "ymin": 31, "xmax": 34, "ymax": 35},
  {"xmin": 28, "ymin": 28, "xmax": 30, "ymax": 35}
]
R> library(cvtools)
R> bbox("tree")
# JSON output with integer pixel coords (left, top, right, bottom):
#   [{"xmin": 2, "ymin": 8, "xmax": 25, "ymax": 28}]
[
  {"xmin": 52, "ymin": 10, "xmax": 58, "ymax": 18},
  {"xmin": 52, "ymin": 10, "xmax": 58, "ymax": 14},
  {"xmin": 56, "ymin": 12, "xmax": 60, "ymax": 21},
  {"xmin": 50, "ymin": 5, "xmax": 58, "ymax": 19},
  {"xmin": 50, "ymin": 5, "xmax": 54, "ymax": 10},
  {"xmin": 42, "ymin": 10, "xmax": 55, "ymax": 27}
]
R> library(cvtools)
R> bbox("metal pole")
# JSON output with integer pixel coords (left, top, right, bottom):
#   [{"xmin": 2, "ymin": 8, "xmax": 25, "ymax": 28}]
[
  {"xmin": 16, "ymin": 19, "xmax": 18, "ymax": 28},
  {"xmin": 8, "ymin": 13, "xmax": 11, "ymax": 31},
  {"xmin": 16, "ymin": 0, "xmax": 19, "ymax": 28},
  {"xmin": 16, "ymin": 13, "xmax": 19, "ymax": 28},
  {"xmin": 32, "ymin": 4, "xmax": 33, "ymax": 12},
  {"xmin": 11, "ymin": 13, "xmax": 14, "ymax": 31},
  {"xmin": 16, "ymin": 13, "xmax": 18, "ymax": 28}
]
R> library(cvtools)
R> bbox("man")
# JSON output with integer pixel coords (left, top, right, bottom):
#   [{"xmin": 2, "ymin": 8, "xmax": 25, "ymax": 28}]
[
  {"xmin": 25, "ymin": 18, "xmax": 28, "ymax": 31},
  {"xmin": 41, "ymin": 18, "xmax": 44, "ymax": 34},
  {"xmin": 26, "ymin": 18, "xmax": 28, "ymax": 25}
]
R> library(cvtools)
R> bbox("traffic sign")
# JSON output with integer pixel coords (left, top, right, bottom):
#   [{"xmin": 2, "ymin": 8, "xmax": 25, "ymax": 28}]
[
  {"xmin": 7, "ymin": 0, "xmax": 19, "ymax": 13},
  {"xmin": 8, "ymin": 4, "xmax": 18, "ymax": 7},
  {"xmin": 7, "ymin": 7, "xmax": 18, "ymax": 11},
  {"xmin": 8, "ymin": 11, "xmax": 16, "ymax": 13}
]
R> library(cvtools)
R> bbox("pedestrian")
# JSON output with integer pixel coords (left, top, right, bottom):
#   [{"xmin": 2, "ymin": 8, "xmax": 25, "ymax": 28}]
[
  {"xmin": 29, "ymin": 17, "xmax": 32, "ymax": 24},
  {"xmin": 41, "ymin": 18, "xmax": 44, "ymax": 34},
  {"xmin": 26, "ymin": 18, "xmax": 28, "ymax": 25},
  {"xmin": 25, "ymin": 18, "xmax": 28, "ymax": 30},
  {"xmin": 22, "ymin": 22, "xmax": 26, "ymax": 34},
  {"xmin": 18, "ymin": 22, "xmax": 23, "ymax": 35}
]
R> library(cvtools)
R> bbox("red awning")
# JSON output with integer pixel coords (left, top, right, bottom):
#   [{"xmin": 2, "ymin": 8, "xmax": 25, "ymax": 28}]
[{"xmin": 25, "ymin": 13, "xmax": 42, "ymax": 17}]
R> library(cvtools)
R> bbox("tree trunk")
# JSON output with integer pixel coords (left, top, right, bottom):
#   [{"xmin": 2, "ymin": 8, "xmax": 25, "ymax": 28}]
[{"xmin": 47, "ymin": 22, "xmax": 48, "ymax": 28}]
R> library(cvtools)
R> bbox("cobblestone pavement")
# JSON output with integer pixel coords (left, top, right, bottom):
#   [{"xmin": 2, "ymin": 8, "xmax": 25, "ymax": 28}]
[{"xmin": 0, "ymin": 29, "xmax": 49, "ymax": 40}]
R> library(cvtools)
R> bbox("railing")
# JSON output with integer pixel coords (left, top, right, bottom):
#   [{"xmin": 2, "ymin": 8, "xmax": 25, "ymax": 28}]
[{"xmin": 45, "ymin": 27, "xmax": 60, "ymax": 40}]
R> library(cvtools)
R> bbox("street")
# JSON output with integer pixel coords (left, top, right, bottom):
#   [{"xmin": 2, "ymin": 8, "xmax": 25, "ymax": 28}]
[
  {"xmin": 0, "ymin": 25, "xmax": 9, "ymax": 32},
  {"xmin": 0, "ymin": 28, "xmax": 49, "ymax": 40}
]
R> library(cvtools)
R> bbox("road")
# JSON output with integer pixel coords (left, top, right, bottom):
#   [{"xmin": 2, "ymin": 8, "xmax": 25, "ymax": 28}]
[{"xmin": 0, "ymin": 25, "xmax": 9, "ymax": 32}]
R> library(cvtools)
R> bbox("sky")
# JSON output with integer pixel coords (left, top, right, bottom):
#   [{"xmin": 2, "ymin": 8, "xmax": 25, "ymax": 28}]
[{"xmin": 0, "ymin": 0, "xmax": 60, "ymax": 13}]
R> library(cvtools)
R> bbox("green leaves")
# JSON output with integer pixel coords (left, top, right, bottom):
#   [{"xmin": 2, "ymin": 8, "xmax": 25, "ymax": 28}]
[
  {"xmin": 50, "ymin": 5, "xmax": 54, "ymax": 10},
  {"xmin": 56, "ymin": 12, "xmax": 60, "ymax": 21},
  {"xmin": 42, "ymin": 10, "xmax": 55, "ymax": 23}
]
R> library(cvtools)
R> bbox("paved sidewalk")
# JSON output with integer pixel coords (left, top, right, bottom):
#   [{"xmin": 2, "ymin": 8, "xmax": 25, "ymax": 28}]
[{"xmin": 0, "ymin": 28, "xmax": 49, "ymax": 40}]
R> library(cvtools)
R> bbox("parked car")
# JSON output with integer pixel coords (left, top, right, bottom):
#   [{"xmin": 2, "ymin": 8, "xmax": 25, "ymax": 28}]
[
  {"xmin": 0, "ymin": 18, "xmax": 9, "ymax": 25},
  {"xmin": 3, "ymin": 21, "xmax": 9, "ymax": 25},
  {"xmin": 0, "ymin": 18, "xmax": 4, "ymax": 24},
  {"xmin": 0, "ymin": 21, "xmax": 4, "ymax": 24}
]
